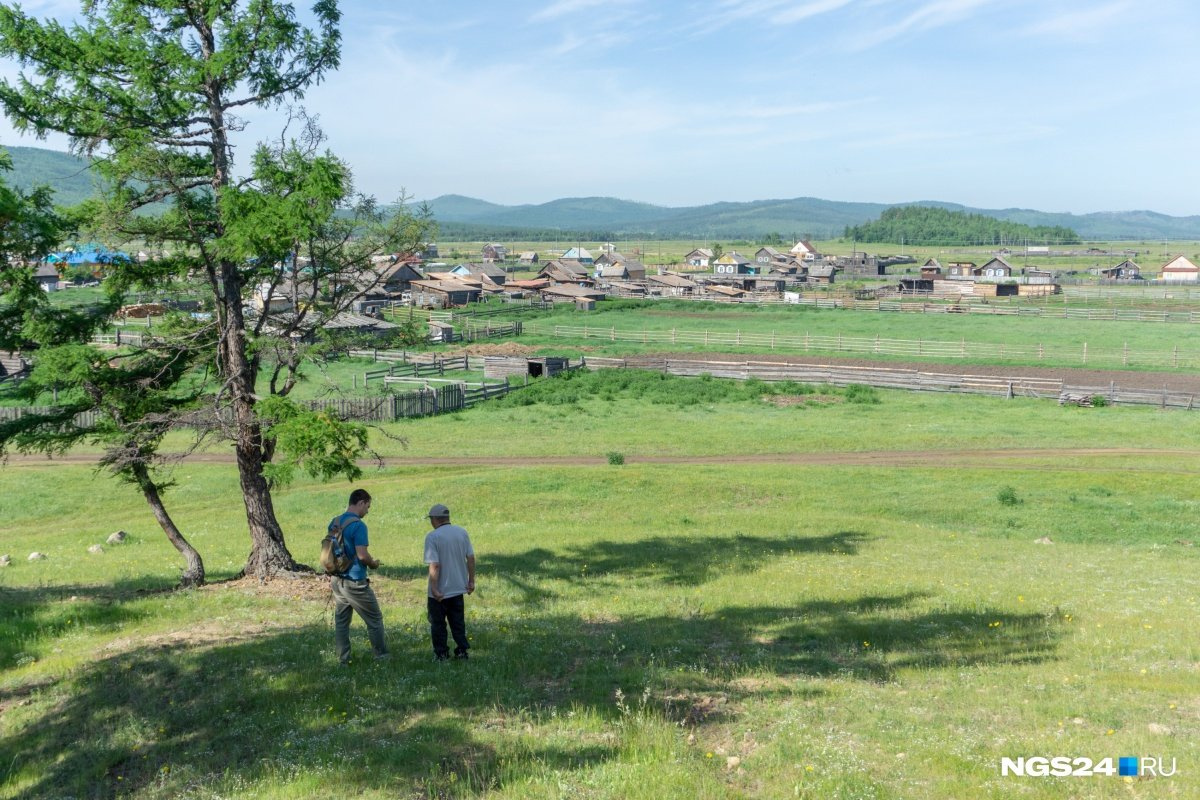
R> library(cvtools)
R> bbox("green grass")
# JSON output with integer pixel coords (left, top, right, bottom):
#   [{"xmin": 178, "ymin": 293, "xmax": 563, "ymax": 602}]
[
  {"xmin": 1, "ymin": 386, "xmax": 1198, "ymax": 798},
  {"xmin": 496, "ymin": 299, "xmax": 1200, "ymax": 369}
]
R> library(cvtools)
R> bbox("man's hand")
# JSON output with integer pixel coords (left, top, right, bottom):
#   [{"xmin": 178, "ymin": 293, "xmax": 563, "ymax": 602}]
[{"xmin": 466, "ymin": 578, "xmax": 475, "ymax": 595}]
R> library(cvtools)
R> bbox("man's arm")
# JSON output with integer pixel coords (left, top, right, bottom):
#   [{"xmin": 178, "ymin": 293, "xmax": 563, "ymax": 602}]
[
  {"xmin": 356, "ymin": 545, "xmax": 380, "ymax": 569},
  {"xmin": 466, "ymin": 554, "xmax": 475, "ymax": 594},
  {"xmin": 427, "ymin": 562, "xmax": 442, "ymax": 600}
]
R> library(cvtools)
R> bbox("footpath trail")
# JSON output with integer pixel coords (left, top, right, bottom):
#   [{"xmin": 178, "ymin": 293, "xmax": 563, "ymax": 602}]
[{"xmin": 9, "ymin": 448, "xmax": 1200, "ymax": 473}]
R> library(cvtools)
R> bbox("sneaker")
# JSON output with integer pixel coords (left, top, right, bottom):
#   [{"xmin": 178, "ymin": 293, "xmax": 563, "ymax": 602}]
[
  {"xmin": 453, "ymin": 650, "xmax": 469, "ymax": 660},
  {"xmin": 434, "ymin": 653, "xmax": 450, "ymax": 662}
]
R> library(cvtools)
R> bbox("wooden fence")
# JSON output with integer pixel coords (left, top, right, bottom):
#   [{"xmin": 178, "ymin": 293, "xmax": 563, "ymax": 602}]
[
  {"xmin": 581, "ymin": 357, "xmax": 1199, "ymax": 410},
  {"xmin": 524, "ymin": 323, "xmax": 1200, "ymax": 370},
  {"xmin": 0, "ymin": 379, "xmax": 515, "ymax": 429}
]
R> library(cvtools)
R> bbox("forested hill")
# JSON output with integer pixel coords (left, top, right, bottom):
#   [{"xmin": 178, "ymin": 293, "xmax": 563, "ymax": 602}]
[
  {"xmin": 5, "ymin": 145, "xmax": 1200, "ymax": 240},
  {"xmin": 3, "ymin": 145, "xmax": 99, "ymax": 207},
  {"xmin": 845, "ymin": 206, "xmax": 1081, "ymax": 246}
]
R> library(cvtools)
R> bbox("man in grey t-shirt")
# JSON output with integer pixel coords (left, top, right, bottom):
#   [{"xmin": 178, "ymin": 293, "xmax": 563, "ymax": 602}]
[{"xmin": 423, "ymin": 503, "xmax": 475, "ymax": 660}]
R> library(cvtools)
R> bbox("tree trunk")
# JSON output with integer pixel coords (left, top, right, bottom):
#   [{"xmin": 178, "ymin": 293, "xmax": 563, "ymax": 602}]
[
  {"xmin": 218, "ymin": 264, "xmax": 307, "ymax": 578},
  {"xmin": 132, "ymin": 463, "xmax": 205, "ymax": 587}
]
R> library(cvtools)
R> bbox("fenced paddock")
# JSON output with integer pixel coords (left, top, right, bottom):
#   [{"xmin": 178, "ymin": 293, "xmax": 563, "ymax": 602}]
[
  {"xmin": 581, "ymin": 357, "xmax": 1199, "ymax": 410},
  {"xmin": 523, "ymin": 323, "xmax": 1200, "ymax": 370}
]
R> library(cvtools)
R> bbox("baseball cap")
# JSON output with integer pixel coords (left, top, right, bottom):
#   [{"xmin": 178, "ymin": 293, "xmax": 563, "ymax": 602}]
[{"xmin": 428, "ymin": 503, "xmax": 450, "ymax": 518}]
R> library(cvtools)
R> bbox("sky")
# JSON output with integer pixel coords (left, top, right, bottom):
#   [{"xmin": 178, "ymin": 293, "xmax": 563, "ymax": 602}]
[{"xmin": 2, "ymin": 0, "xmax": 1200, "ymax": 215}]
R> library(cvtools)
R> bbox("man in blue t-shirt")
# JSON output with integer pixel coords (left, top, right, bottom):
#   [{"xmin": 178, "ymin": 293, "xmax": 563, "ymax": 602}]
[
  {"xmin": 424, "ymin": 503, "xmax": 475, "ymax": 661},
  {"xmin": 331, "ymin": 488, "xmax": 388, "ymax": 664}
]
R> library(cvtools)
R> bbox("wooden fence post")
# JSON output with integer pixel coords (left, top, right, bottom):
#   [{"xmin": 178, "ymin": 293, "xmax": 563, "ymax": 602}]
[{"xmin": 1082, "ymin": 342, "xmax": 1087, "ymax": 365}]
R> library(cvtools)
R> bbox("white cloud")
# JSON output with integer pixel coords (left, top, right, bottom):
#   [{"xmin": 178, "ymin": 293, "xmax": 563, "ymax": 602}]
[
  {"xmin": 1021, "ymin": 1, "xmax": 1133, "ymax": 40},
  {"xmin": 530, "ymin": 0, "xmax": 637, "ymax": 23},
  {"xmin": 850, "ymin": 0, "xmax": 998, "ymax": 50}
]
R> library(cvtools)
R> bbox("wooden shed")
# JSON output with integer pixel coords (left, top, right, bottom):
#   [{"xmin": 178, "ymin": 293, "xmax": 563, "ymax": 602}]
[{"xmin": 483, "ymin": 356, "xmax": 571, "ymax": 380}]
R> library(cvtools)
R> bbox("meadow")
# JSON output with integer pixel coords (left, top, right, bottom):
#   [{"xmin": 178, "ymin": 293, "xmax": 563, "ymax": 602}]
[
  {"xmin": 1, "ymin": 373, "xmax": 1197, "ymax": 799},
  {"xmin": 489, "ymin": 298, "xmax": 1200, "ymax": 370}
]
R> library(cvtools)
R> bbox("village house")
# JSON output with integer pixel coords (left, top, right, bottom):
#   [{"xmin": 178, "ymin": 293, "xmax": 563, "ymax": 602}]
[
  {"xmin": 647, "ymin": 273, "xmax": 699, "ymax": 296},
  {"xmin": 684, "ymin": 248, "xmax": 713, "ymax": 268},
  {"xmin": 945, "ymin": 261, "xmax": 978, "ymax": 278},
  {"xmin": 561, "ymin": 246, "xmax": 594, "ymax": 265},
  {"xmin": 375, "ymin": 260, "xmax": 426, "ymax": 294},
  {"xmin": 978, "ymin": 257, "xmax": 1013, "ymax": 278},
  {"xmin": 34, "ymin": 263, "xmax": 60, "ymax": 292},
  {"xmin": 451, "ymin": 262, "xmax": 507, "ymax": 285},
  {"xmin": 481, "ymin": 243, "xmax": 507, "ymax": 262},
  {"xmin": 789, "ymin": 240, "xmax": 820, "ymax": 261},
  {"xmin": 807, "ymin": 265, "xmax": 837, "ymax": 284},
  {"xmin": 712, "ymin": 252, "xmax": 755, "ymax": 275},
  {"xmin": 1095, "ymin": 259, "xmax": 1141, "ymax": 280},
  {"xmin": 409, "ymin": 279, "xmax": 482, "ymax": 308},
  {"xmin": 537, "ymin": 259, "xmax": 594, "ymax": 286},
  {"xmin": 518, "ymin": 251, "xmax": 539, "ymax": 265},
  {"xmin": 754, "ymin": 246, "xmax": 784, "ymax": 265},
  {"xmin": 1159, "ymin": 255, "xmax": 1198, "ymax": 281},
  {"xmin": 921, "ymin": 258, "xmax": 943, "ymax": 278}
]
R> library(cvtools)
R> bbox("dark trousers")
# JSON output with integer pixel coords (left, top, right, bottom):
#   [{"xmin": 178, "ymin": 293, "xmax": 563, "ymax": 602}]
[{"xmin": 427, "ymin": 594, "xmax": 468, "ymax": 657}]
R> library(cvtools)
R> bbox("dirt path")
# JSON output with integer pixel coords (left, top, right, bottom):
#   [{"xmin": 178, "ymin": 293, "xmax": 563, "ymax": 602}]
[{"xmin": 9, "ymin": 448, "xmax": 1200, "ymax": 472}]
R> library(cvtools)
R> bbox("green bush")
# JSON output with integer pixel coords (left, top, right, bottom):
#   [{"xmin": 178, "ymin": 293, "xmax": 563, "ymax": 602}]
[
  {"xmin": 997, "ymin": 486, "xmax": 1021, "ymax": 506},
  {"xmin": 607, "ymin": 451, "xmax": 625, "ymax": 465},
  {"xmin": 844, "ymin": 384, "xmax": 881, "ymax": 404}
]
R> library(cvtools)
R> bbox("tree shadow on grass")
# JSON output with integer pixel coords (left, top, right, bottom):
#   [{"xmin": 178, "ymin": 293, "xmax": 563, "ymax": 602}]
[
  {"xmin": 0, "ymin": 579, "xmax": 166, "ymax": 672},
  {"xmin": 477, "ymin": 530, "xmax": 873, "ymax": 606},
  {"xmin": 0, "ymin": 625, "xmax": 617, "ymax": 799},
  {"xmin": 0, "ymin": 587, "xmax": 1067, "ymax": 798}
]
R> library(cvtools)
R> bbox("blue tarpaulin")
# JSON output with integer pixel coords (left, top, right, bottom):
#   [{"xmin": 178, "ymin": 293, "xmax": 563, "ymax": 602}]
[{"xmin": 46, "ymin": 243, "xmax": 130, "ymax": 265}]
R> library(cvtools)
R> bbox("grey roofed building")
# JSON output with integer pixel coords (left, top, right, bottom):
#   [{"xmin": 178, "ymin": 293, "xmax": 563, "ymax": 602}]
[
  {"xmin": 539, "ymin": 284, "xmax": 607, "ymax": 302},
  {"xmin": 537, "ymin": 259, "xmax": 594, "ymax": 285},
  {"xmin": 451, "ymin": 261, "xmax": 507, "ymax": 285},
  {"xmin": 755, "ymin": 246, "xmax": 783, "ymax": 264},
  {"xmin": 33, "ymin": 262, "xmax": 60, "ymax": 291}
]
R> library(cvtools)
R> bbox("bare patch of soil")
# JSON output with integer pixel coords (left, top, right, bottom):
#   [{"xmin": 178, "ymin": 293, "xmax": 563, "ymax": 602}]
[
  {"xmin": 762, "ymin": 393, "xmax": 842, "ymax": 407},
  {"xmin": 200, "ymin": 573, "xmax": 333, "ymax": 603},
  {"xmin": 453, "ymin": 342, "xmax": 539, "ymax": 356}
]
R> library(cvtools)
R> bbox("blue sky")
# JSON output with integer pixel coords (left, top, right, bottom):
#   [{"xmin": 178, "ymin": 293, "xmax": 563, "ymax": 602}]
[{"xmin": 3, "ymin": 0, "xmax": 1200, "ymax": 214}]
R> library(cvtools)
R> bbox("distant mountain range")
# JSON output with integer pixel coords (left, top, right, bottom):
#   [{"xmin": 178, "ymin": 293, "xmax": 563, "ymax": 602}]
[
  {"xmin": 424, "ymin": 194, "xmax": 1200, "ymax": 242},
  {"xmin": 6, "ymin": 145, "xmax": 1200, "ymax": 241}
]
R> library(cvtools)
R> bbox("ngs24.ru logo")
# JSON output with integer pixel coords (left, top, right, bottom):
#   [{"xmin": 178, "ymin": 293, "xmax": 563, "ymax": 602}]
[{"xmin": 1001, "ymin": 756, "xmax": 1177, "ymax": 778}]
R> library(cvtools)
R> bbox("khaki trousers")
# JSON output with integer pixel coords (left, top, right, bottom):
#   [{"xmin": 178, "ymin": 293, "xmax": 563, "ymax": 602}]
[{"xmin": 332, "ymin": 577, "xmax": 388, "ymax": 663}]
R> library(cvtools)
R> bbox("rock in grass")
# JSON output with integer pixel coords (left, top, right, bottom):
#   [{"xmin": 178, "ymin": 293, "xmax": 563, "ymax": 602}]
[
  {"xmin": 27, "ymin": 552, "xmax": 46, "ymax": 561},
  {"xmin": 1034, "ymin": 536, "xmax": 1054, "ymax": 544},
  {"xmin": 0, "ymin": 554, "xmax": 10, "ymax": 566},
  {"xmin": 88, "ymin": 544, "xmax": 104, "ymax": 554},
  {"xmin": 106, "ymin": 530, "xmax": 127, "ymax": 545},
  {"xmin": 1147, "ymin": 723, "xmax": 1173, "ymax": 736}
]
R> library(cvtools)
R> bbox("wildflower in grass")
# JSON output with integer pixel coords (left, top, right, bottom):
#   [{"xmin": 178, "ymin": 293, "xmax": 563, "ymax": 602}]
[
  {"xmin": 862, "ymin": 641, "xmax": 871, "ymax": 648},
  {"xmin": 706, "ymin": 752, "xmax": 714, "ymax": 759},
  {"xmin": 1106, "ymin": 729, "xmax": 1115, "ymax": 735},
  {"xmin": 806, "ymin": 765, "xmax": 814, "ymax": 772}
]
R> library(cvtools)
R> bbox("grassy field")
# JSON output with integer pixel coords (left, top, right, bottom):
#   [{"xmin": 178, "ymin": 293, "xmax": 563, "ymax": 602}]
[
  {"xmin": 1, "ymin": 377, "xmax": 1197, "ymax": 799},
  {"xmin": 484, "ymin": 298, "xmax": 1200, "ymax": 370}
]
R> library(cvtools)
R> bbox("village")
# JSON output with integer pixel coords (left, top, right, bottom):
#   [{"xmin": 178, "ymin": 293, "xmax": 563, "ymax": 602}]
[{"xmin": 245, "ymin": 240, "xmax": 1199, "ymax": 322}]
